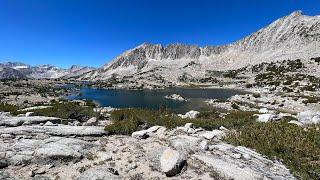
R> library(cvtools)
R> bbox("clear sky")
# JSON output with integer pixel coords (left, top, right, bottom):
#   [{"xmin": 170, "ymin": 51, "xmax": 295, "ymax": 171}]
[{"xmin": 0, "ymin": 0, "xmax": 319, "ymax": 68}]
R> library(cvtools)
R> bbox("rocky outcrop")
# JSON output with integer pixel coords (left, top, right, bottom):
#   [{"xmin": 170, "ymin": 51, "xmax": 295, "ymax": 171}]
[
  {"xmin": 164, "ymin": 94, "xmax": 187, "ymax": 101},
  {"xmin": 297, "ymin": 110, "xmax": 320, "ymax": 124},
  {"xmin": 178, "ymin": 110, "xmax": 200, "ymax": 119},
  {"xmin": 0, "ymin": 125, "xmax": 106, "ymax": 137},
  {"xmin": 0, "ymin": 116, "xmax": 62, "ymax": 127},
  {"xmin": 0, "ymin": 115, "xmax": 296, "ymax": 179}
]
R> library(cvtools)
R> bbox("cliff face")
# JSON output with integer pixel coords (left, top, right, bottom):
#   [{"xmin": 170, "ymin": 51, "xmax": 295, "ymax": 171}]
[{"xmin": 82, "ymin": 11, "xmax": 320, "ymax": 81}]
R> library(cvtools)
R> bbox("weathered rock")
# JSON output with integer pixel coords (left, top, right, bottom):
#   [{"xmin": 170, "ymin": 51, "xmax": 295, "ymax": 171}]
[
  {"xmin": 256, "ymin": 114, "xmax": 277, "ymax": 122},
  {"xmin": 178, "ymin": 110, "xmax": 200, "ymax": 119},
  {"xmin": 170, "ymin": 135, "xmax": 202, "ymax": 155},
  {"xmin": 194, "ymin": 143, "xmax": 295, "ymax": 180},
  {"xmin": 25, "ymin": 112, "xmax": 34, "ymax": 117},
  {"xmin": 83, "ymin": 117, "xmax": 97, "ymax": 126},
  {"xmin": 288, "ymin": 120, "xmax": 304, "ymax": 126},
  {"xmin": 132, "ymin": 130, "xmax": 149, "ymax": 139},
  {"xmin": 164, "ymin": 94, "xmax": 187, "ymax": 101},
  {"xmin": 198, "ymin": 130, "xmax": 225, "ymax": 140},
  {"xmin": 0, "ymin": 125, "xmax": 106, "ymax": 137},
  {"xmin": 44, "ymin": 121, "xmax": 55, "ymax": 126},
  {"xmin": 184, "ymin": 123, "xmax": 193, "ymax": 129},
  {"xmin": 199, "ymin": 140, "xmax": 209, "ymax": 150},
  {"xmin": 131, "ymin": 126, "xmax": 163, "ymax": 139},
  {"xmin": 76, "ymin": 165, "xmax": 121, "ymax": 180},
  {"xmin": 258, "ymin": 108, "xmax": 269, "ymax": 114},
  {"xmin": 0, "ymin": 116, "xmax": 61, "ymax": 127},
  {"xmin": 297, "ymin": 110, "xmax": 320, "ymax": 124},
  {"xmin": 160, "ymin": 148, "xmax": 185, "ymax": 177}
]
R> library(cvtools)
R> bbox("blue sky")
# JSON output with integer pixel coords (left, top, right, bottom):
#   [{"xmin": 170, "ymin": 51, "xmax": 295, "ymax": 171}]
[{"xmin": 0, "ymin": 0, "xmax": 319, "ymax": 68}]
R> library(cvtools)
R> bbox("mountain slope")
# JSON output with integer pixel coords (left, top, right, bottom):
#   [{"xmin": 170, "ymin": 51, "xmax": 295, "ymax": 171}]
[{"xmin": 81, "ymin": 11, "xmax": 320, "ymax": 82}]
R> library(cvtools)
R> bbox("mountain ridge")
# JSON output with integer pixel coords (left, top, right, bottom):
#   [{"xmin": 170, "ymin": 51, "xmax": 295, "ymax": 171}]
[
  {"xmin": 81, "ymin": 10, "xmax": 320, "ymax": 82},
  {"xmin": 0, "ymin": 62, "xmax": 96, "ymax": 79}
]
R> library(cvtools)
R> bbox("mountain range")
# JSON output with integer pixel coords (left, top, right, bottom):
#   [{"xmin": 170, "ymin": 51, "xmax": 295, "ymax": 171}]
[
  {"xmin": 80, "ymin": 11, "xmax": 320, "ymax": 83},
  {"xmin": 0, "ymin": 62, "xmax": 95, "ymax": 79}
]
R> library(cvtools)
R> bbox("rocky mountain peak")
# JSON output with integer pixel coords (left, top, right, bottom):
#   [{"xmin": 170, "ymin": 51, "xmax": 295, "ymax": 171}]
[
  {"xmin": 86, "ymin": 11, "xmax": 320, "ymax": 81},
  {"xmin": 288, "ymin": 10, "xmax": 303, "ymax": 18}
]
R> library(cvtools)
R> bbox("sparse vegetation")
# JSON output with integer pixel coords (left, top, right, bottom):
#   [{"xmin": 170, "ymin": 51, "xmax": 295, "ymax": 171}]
[
  {"xmin": 105, "ymin": 108, "xmax": 256, "ymax": 135},
  {"xmin": 226, "ymin": 122, "xmax": 320, "ymax": 180},
  {"xmin": 29, "ymin": 101, "xmax": 99, "ymax": 121},
  {"xmin": 0, "ymin": 102, "xmax": 19, "ymax": 113}
]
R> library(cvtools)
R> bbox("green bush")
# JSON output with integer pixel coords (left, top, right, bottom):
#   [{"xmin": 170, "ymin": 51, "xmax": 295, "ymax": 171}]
[
  {"xmin": 0, "ymin": 102, "xmax": 19, "ymax": 113},
  {"xmin": 105, "ymin": 109, "xmax": 256, "ymax": 135},
  {"xmin": 226, "ymin": 122, "xmax": 320, "ymax": 180},
  {"xmin": 302, "ymin": 96, "xmax": 320, "ymax": 104},
  {"xmin": 29, "ymin": 102, "xmax": 98, "ymax": 121}
]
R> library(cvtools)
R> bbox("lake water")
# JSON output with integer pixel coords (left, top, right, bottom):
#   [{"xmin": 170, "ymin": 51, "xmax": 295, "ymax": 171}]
[{"xmin": 68, "ymin": 88, "xmax": 247, "ymax": 113}]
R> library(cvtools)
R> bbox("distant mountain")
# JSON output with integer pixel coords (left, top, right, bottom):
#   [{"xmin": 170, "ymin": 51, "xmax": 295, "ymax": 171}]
[
  {"xmin": 81, "ymin": 11, "xmax": 320, "ymax": 82},
  {"xmin": 0, "ymin": 62, "xmax": 95, "ymax": 79}
]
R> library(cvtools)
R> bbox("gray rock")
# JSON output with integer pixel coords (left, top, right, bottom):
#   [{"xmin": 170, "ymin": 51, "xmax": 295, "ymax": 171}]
[
  {"xmin": 194, "ymin": 143, "xmax": 296, "ymax": 180},
  {"xmin": 76, "ymin": 165, "xmax": 121, "ymax": 180},
  {"xmin": 25, "ymin": 112, "xmax": 34, "ymax": 117},
  {"xmin": 184, "ymin": 123, "xmax": 193, "ymax": 129},
  {"xmin": 288, "ymin": 120, "xmax": 304, "ymax": 126},
  {"xmin": 256, "ymin": 114, "xmax": 277, "ymax": 123},
  {"xmin": 131, "ymin": 126, "xmax": 163, "ymax": 139},
  {"xmin": 0, "ymin": 116, "xmax": 61, "ymax": 127},
  {"xmin": 178, "ymin": 110, "xmax": 200, "ymax": 119},
  {"xmin": 0, "ymin": 125, "xmax": 106, "ymax": 137},
  {"xmin": 297, "ymin": 110, "xmax": 320, "ymax": 124},
  {"xmin": 199, "ymin": 140, "xmax": 209, "ymax": 150},
  {"xmin": 199, "ymin": 130, "xmax": 225, "ymax": 140},
  {"xmin": 160, "ymin": 148, "xmax": 185, "ymax": 177},
  {"xmin": 170, "ymin": 135, "xmax": 202, "ymax": 155},
  {"xmin": 132, "ymin": 130, "xmax": 149, "ymax": 139},
  {"xmin": 43, "ymin": 121, "xmax": 55, "ymax": 126},
  {"xmin": 83, "ymin": 117, "xmax": 97, "ymax": 126}
]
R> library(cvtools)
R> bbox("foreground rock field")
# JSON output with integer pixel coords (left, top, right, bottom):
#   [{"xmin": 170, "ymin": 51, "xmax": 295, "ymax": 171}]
[{"xmin": 0, "ymin": 113, "xmax": 295, "ymax": 180}]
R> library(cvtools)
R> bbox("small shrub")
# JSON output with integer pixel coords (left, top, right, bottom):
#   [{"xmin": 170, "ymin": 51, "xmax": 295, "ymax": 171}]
[
  {"xmin": 253, "ymin": 93, "xmax": 261, "ymax": 98},
  {"xmin": 231, "ymin": 103, "xmax": 240, "ymax": 110},
  {"xmin": 0, "ymin": 102, "xmax": 19, "ymax": 113},
  {"xmin": 30, "ymin": 102, "xmax": 98, "ymax": 121}
]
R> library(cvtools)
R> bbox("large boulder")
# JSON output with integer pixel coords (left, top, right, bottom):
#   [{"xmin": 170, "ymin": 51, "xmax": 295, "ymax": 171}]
[
  {"xmin": 76, "ymin": 165, "xmax": 121, "ymax": 180},
  {"xmin": 198, "ymin": 130, "xmax": 226, "ymax": 140},
  {"xmin": 170, "ymin": 135, "xmax": 202, "ymax": 155},
  {"xmin": 178, "ymin": 110, "xmax": 200, "ymax": 119},
  {"xmin": 83, "ymin": 117, "xmax": 98, "ymax": 126},
  {"xmin": 132, "ymin": 130, "xmax": 149, "ymax": 139},
  {"xmin": 256, "ymin": 114, "xmax": 276, "ymax": 123},
  {"xmin": 132, "ymin": 126, "xmax": 164, "ymax": 139},
  {"xmin": 164, "ymin": 94, "xmax": 187, "ymax": 101},
  {"xmin": 297, "ymin": 111, "xmax": 320, "ymax": 125},
  {"xmin": 160, "ymin": 148, "xmax": 185, "ymax": 177}
]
